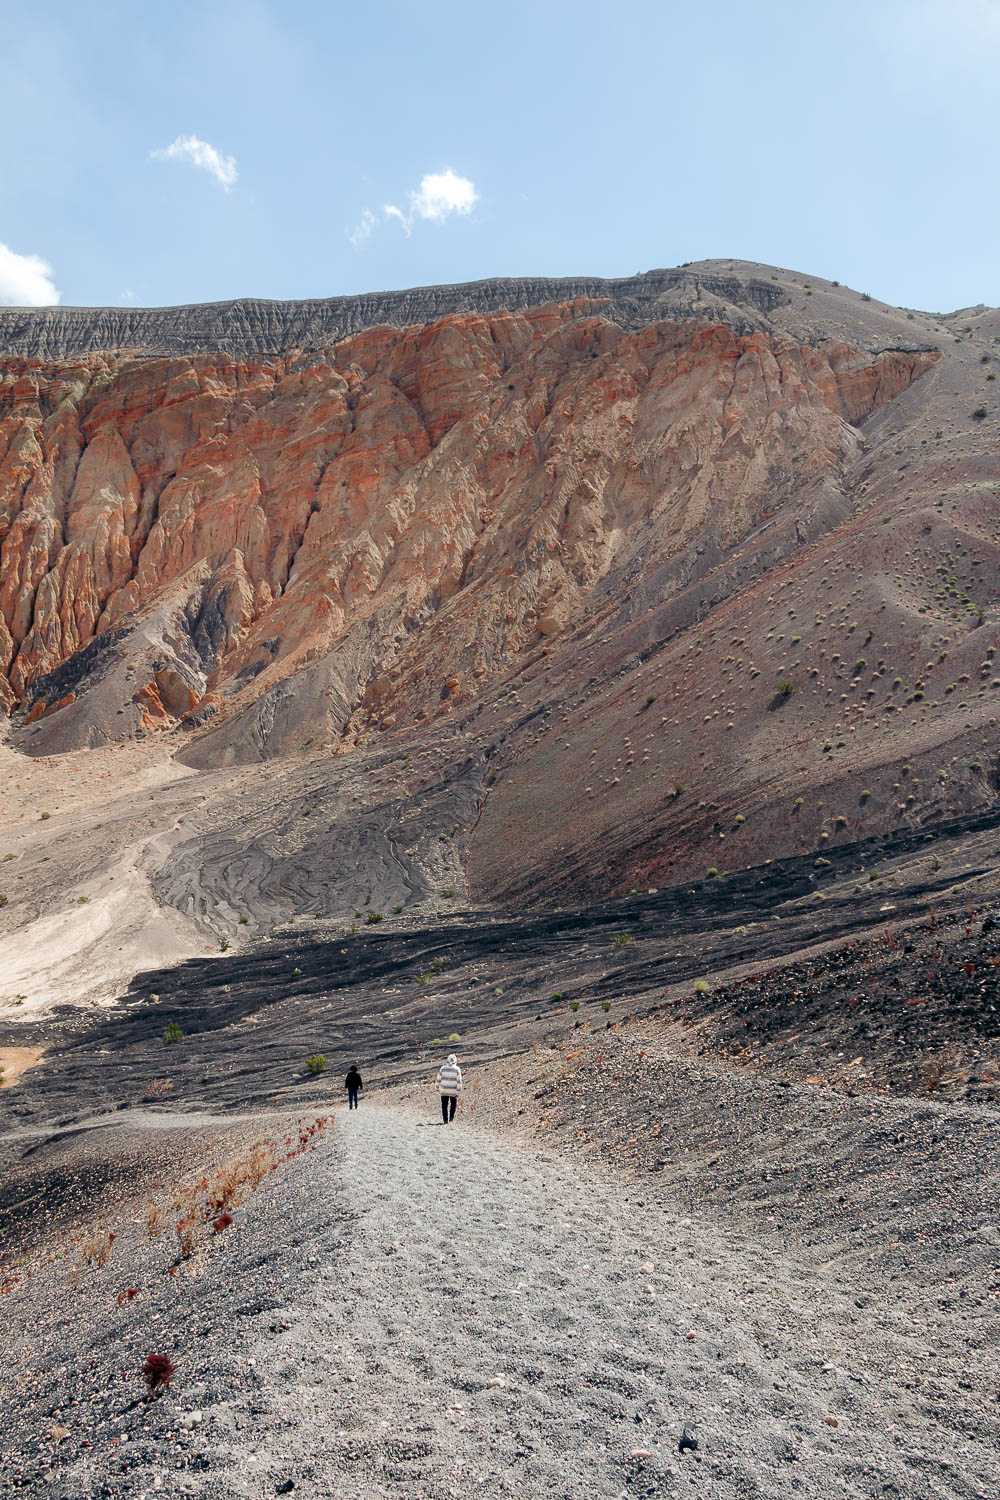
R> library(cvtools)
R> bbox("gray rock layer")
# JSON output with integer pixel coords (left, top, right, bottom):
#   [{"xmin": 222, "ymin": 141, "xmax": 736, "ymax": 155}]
[{"xmin": 0, "ymin": 269, "xmax": 787, "ymax": 360}]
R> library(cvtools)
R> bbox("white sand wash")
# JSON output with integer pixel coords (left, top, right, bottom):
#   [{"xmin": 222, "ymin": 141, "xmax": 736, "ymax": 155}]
[{"xmin": 0, "ymin": 855, "xmax": 204, "ymax": 1021}]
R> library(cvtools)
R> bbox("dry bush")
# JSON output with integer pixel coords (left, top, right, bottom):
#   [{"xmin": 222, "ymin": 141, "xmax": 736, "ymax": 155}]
[
  {"xmin": 81, "ymin": 1231, "xmax": 115, "ymax": 1268},
  {"xmin": 142, "ymin": 1352, "xmax": 176, "ymax": 1396},
  {"xmin": 143, "ymin": 1079, "xmax": 174, "ymax": 1101}
]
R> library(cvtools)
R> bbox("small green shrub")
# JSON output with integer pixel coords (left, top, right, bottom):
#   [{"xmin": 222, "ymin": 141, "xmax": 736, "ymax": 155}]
[
  {"xmin": 693, "ymin": 979, "xmax": 710, "ymax": 994},
  {"xmin": 0, "ymin": 894, "xmax": 7, "ymax": 908},
  {"xmin": 39, "ymin": 812, "xmax": 51, "ymax": 821},
  {"xmin": 611, "ymin": 932, "xmax": 633, "ymax": 948},
  {"xmin": 305, "ymin": 1054, "xmax": 327, "ymax": 1075},
  {"xmin": 163, "ymin": 1022, "xmax": 183, "ymax": 1045},
  {"xmin": 568, "ymin": 999, "xmax": 580, "ymax": 1012},
  {"xmin": 972, "ymin": 406, "xmax": 988, "ymax": 421},
  {"xmin": 293, "ymin": 967, "xmax": 302, "ymax": 976},
  {"xmin": 776, "ymin": 680, "xmax": 796, "ymax": 698},
  {"xmin": 365, "ymin": 912, "xmax": 383, "ymax": 924},
  {"xmin": 601, "ymin": 999, "xmax": 612, "ymax": 1013}
]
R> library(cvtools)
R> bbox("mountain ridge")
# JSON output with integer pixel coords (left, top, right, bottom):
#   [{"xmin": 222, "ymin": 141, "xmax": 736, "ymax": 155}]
[{"xmin": 0, "ymin": 260, "xmax": 946, "ymax": 360}]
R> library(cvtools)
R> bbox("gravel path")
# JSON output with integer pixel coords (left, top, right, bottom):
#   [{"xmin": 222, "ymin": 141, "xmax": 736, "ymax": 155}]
[
  {"xmin": 3, "ymin": 1102, "xmax": 996, "ymax": 1499},
  {"xmin": 203, "ymin": 1106, "xmax": 998, "ymax": 1499}
]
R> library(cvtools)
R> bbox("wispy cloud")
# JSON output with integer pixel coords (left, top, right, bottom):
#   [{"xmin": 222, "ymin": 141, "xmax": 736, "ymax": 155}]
[
  {"xmin": 150, "ymin": 134, "xmax": 238, "ymax": 190},
  {"xmin": 0, "ymin": 242, "xmax": 60, "ymax": 306},
  {"xmin": 347, "ymin": 208, "xmax": 377, "ymax": 248},
  {"xmin": 348, "ymin": 168, "xmax": 478, "ymax": 246}
]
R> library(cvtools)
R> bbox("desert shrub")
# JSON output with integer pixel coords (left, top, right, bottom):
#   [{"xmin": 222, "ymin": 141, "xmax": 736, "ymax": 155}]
[
  {"xmin": 163, "ymin": 1022, "xmax": 183, "ymax": 1045},
  {"xmin": 693, "ymin": 979, "xmax": 710, "ymax": 994},
  {"xmin": 142, "ymin": 1352, "xmax": 176, "ymax": 1397},
  {"xmin": 365, "ymin": 912, "xmax": 383, "ymax": 924},
  {"xmin": 972, "ymin": 406, "xmax": 988, "ymax": 420},
  {"xmin": 39, "ymin": 812, "xmax": 51, "ymax": 821},
  {"xmin": 212, "ymin": 1212, "xmax": 234, "ymax": 1234},
  {"xmin": 611, "ymin": 932, "xmax": 632, "ymax": 948},
  {"xmin": 219, "ymin": 938, "xmax": 229, "ymax": 951},
  {"xmin": 0, "ymin": 894, "xmax": 7, "ymax": 907},
  {"xmin": 568, "ymin": 999, "xmax": 580, "ymax": 1012},
  {"xmin": 776, "ymin": 680, "xmax": 796, "ymax": 698},
  {"xmin": 601, "ymin": 999, "xmax": 612, "ymax": 1013},
  {"xmin": 305, "ymin": 1054, "xmax": 327, "ymax": 1075},
  {"xmin": 143, "ymin": 1079, "xmax": 174, "ymax": 1101},
  {"xmin": 441, "ymin": 888, "xmax": 456, "ymax": 898},
  {"xmin": 82, "ymin": 1230, "xmax": 116, "ymax": 1268},
  {"xmin": 706, "ymin": 867, "xmax": 719, "ymax": 878}
]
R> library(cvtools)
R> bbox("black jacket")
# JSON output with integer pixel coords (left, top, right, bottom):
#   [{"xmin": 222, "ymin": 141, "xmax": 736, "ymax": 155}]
[{"xmin": 345, "ymin": 1068, "xmax": 363, "ymax": 1092}]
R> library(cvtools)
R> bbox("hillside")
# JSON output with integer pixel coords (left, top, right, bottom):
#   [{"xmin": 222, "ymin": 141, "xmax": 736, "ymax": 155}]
[{"xmin": 2, "ymin": 258, "xmax": 1000, "ymax": 1500}]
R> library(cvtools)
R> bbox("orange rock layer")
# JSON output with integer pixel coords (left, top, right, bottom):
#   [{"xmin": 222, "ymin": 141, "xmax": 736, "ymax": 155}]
[{"xmin": 0, "ymin": 302, "xmax": 936, "ymax": 735}]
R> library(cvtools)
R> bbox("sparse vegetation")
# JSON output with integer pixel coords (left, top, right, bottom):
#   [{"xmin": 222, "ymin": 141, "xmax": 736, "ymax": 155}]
[
  {"xmin": 305, "ymin": 1054, "xmax": 327, "ymax": 1075},
  {"xmin": 365, "ymin": 911, "xmax": 384, "ymax": 924},
  {"xmin": 611, "ymin": 932, "xmax": 633, "ymax": 948},
  {"xmin": 163, "ymin": 1022, "xmax": 183, "ymax": 1045},
  {"xmin": 142, "ymin": 1353, "xmax": 176, "ymax": 1397},
  {"xmin": 776, "ymin": 680, "xmax": 796, "ymax": 698},
  {"xmin": 601, "ymin": 999, "xmax": 612, "ymax": 1013}
]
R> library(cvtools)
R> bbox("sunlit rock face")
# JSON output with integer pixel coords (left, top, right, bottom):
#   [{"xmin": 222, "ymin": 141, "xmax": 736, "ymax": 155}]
[{"xmin": 0, "ymin": 295, "xmax": 935, "ymax": 756}]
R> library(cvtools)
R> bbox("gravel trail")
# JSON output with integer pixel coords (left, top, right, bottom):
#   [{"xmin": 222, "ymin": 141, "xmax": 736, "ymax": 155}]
[
  {"xmin": 221, "ymin": 1105, "xmax": 995, "ymax": 1499},
  {"xmin": 3, "ymin": 1102, "xmax": 996, "ymax": 1499}
]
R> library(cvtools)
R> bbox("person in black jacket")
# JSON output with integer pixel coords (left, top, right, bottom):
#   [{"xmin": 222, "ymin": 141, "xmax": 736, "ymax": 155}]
[{"xmin": 345, "ymin": 1065, "xmax": 363, "ymax": 1110}]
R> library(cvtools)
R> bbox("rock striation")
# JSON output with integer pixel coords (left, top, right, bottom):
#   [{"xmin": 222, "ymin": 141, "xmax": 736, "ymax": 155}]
[
  {"xmin": 0, "ymin": 293, "xmax": 936, "ymax": 756},
  {"xmin": 0, "ymin": 269, "xmax": 789, "ymax": 360}
]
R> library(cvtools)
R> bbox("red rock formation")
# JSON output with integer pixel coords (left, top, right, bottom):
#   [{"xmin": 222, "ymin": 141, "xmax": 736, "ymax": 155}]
[{"xmin": 0, "ymin": 303, "xmax": 937, "ymax": 749}]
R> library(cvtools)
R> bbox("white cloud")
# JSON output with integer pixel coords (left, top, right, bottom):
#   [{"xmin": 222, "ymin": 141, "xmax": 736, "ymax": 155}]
[
  {"xmin": 347, "ymin": 208, "xmax": 377, "ymax": 247},
  {"xmin": 150, "ymin": 134, "xmax": 238, "ymax": 190},
  {"xmin": 408, "ymin": 168, "xmax": 478, "ymax": 223},
  {"xmin": 348, "ymin": 167, "xmax": 478, "ymax": 247},
  {"xmin": 0, "ymin": 242, "xmax": 60, "ymax": 306},
  {"xmin": 382, "ymin": 202, "xmax": 411, "ymax": 237}
]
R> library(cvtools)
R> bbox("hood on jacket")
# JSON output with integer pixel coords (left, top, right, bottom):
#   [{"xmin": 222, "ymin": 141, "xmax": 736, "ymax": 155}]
[{"xmin": 447, "ymin": 1054, "xmax": 458, "ymax": 1065}]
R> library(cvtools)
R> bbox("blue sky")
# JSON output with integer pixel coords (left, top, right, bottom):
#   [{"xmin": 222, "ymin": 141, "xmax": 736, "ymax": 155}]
[{"xmin": 2, "ymin": 0, "xmax": 998, "ymax": 313}]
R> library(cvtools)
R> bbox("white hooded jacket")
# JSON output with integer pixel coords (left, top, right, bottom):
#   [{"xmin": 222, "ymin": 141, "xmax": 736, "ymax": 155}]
[{"xmin": 437, "ymin": 1055, "xmax": 463, "ymax": 1096}]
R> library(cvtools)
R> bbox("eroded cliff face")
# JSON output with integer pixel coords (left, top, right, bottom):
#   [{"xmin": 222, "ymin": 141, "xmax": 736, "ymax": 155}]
[{"xmin": 0, "ymin": 300, "xmax": 937, "ymax": 754}]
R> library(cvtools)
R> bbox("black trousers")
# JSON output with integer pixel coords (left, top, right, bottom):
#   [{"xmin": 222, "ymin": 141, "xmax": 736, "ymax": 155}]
[
  {"xmin": 441, "ymin": 1094, "xmax": 457, "ymax": 1123},
  {"xmin": 348, "ymin": 1089, "xmax": 359, "ymax": 1110}
]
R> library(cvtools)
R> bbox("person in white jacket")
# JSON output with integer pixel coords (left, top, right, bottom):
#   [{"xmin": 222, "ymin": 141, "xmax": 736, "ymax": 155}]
[{"xmin": 436, "ymin": 1054, "xmax": 463, "ymax": 1124}]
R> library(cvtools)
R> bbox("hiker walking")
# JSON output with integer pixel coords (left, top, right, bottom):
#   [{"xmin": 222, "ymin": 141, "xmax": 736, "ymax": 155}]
[
  {"xmin": 345, "ymin": 1063, "xmax": 363, "ymax": 1110},
  {"xmin": 437, "ymin": 1053, "xmax": 463, "ymax": 1124}
]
